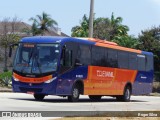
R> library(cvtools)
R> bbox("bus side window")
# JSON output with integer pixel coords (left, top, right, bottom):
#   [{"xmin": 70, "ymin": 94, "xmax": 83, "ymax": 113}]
[
  {"xmin": 60, "ymin": 46, "xmax": 72, "ymax": 73},
  {"xmin": 146, "ymin": 55, "xmax": 153, "ymax": 71},
  {"xmin": 64, "ymin": 49, "xmax": 72, "ymax": 67},
  {"xmin": 91, "ymin": 46, "xmax": 105, "ymax": 66},
  {"xmin": 107, "ymin": 49, "xmax": 118, "ymax": 68},
  {"xmin": 77, "ymin": 45, "xmax": 91, "ymax": 65},
  {"xmin": 137, "ymin": 54, "xmax": 146, "ymax": 71},
  {"xmin": 129, "ymin": 53, "xmax": 137, "ymax": 70},
  {"xmin": 118, "ymin": 51, "xmax": 129, "ymax": 69},
  {"xmin": 61, "ymin": 47, "xmax": 72, "ymax": 67}
]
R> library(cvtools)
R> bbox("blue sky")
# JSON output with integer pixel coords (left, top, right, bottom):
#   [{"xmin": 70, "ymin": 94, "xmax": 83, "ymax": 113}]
[{"xmin": 0, "ymin": 0, "xmax": 160, "ymax": 37}]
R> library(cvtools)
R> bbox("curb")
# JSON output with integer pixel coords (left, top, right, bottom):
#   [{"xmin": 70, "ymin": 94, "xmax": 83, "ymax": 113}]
[
  {"xmin": 0, "ymin": 90, "xmax": 12, "ymax": 92},
  {"xmin": 0, "ymin": 87, "xmax": 12, "ymax": 92}
]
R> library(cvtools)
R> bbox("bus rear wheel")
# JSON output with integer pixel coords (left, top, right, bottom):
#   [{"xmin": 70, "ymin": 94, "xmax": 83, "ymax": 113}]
[
  {"xmin": 89, "ymin": 95, "xmax": 102, "ymax": 101},
  {"xmin": 116, "ymin": 86, "xmax": 131, "ymax": 102},
  {"xmin": 34, "ymin": 94, "xmax": 45, "ymax": 101},
  {"xmin": 68, "ymin": 84, "xmax": 80, "ymax": 102}
]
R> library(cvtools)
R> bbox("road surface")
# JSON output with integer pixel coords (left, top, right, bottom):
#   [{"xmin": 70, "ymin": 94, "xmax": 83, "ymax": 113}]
[{"xmin": 0, "ymin": 93, "xmax": 160, "ymax": 117}]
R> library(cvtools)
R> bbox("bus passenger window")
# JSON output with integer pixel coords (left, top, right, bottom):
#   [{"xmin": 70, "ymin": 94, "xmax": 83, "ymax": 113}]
[
  {"xmin": 137, "ymin": 54, "xmax": 146, "ymax": 71},
  {"xmin": 91, "ymin": 46, "xmax": 105, "ymax": 66},
  {"xmin": 129, "ymin": 54, "xmax": 137, "ymax": 70},
  {"xmin": 146, "ymin": 56, "xmax": 153, "ymax": 71},
  {"xmin": 77, "ymin": 45, "xmax": 91, "ymax": 65},
  {"xmin": 107, "ymin": 49, "xmax": 118, "ymax": 68},
  {"xmin": 118, "ymin": 51, "xmax": 129, "ymax": 69}
]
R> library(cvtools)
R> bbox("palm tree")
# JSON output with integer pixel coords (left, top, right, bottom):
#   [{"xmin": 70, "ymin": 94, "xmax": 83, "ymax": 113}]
[
  {"xmin": 71, "ymin": 15, "xmax": 89, "ymax": 37},
  {"xmin": 30, "ymin": 12, "xmax": 58, "ymax": 36},
  {"xmin": 109, "ymin": 12, "xmax": 129, "ymax": 40}
]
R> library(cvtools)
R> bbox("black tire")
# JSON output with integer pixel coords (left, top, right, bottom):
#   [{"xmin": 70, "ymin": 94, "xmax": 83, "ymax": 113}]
[
  {"xmin": 68, "ymin": 84, "xmax": 80, "ymax": 102},
  {"xmin": 34, "ymin": 94, "xmax": 45, "ymax": 101},
  {"xmin": 89, "ymin": 95, "xmax": 102, "ymax": 101},
  {"xmin": 116, "ymin": 86, "xmax": 131, "ymax": 102}
]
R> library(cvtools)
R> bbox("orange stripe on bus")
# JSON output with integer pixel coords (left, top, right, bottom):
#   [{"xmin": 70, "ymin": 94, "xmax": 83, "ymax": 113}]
[
  {"xmin": 95, "ymin": 42, "xmax": 141, "ymax": 54},
  {"xmin": 79, "ymin": 37, "xmax": 141, "ymax": 53},
  {"xmin": 87, "ymin": 38, "xmax": 118, "ymax": 45},
  {"xmin": 13, "ymin": 73, "xmax": 52, "ymax": 83}
]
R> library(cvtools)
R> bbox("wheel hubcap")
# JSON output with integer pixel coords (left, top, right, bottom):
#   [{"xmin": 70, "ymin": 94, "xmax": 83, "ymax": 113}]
[
  {"xmin": 125, "ymin": 89, "xmax": 130, "ymax": 100},
  {"xmin": 73, "ymin": 88, "xmax": 79, "ymax": 98}
]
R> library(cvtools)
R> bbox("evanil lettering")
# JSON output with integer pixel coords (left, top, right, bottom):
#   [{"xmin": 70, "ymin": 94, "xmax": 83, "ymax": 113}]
[{"xmin": 97, "ymin": 70, "xmax": 114, "ymax": 77}]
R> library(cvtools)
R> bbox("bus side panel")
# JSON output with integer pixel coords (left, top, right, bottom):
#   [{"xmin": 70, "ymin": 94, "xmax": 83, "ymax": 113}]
[
  {"xmin": 132, "ymin": 70, "xmax": 154, "ymax": 95},
  {"xmin": 84, "ymin": 66, "xmax": 137, "ymax": 95},
  {"xmin": 132, "ymin": 51, "xmax": 154, "ymax": 95},
  {"xmin": 56, "ymin": 66, "xmax": 88, "ymax": 95}
]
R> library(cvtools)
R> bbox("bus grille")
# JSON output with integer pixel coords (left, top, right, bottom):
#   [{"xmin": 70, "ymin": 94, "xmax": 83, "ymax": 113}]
[{"xmin": 19, "ymin": 87, "xmax": 42, "ymax": 93}]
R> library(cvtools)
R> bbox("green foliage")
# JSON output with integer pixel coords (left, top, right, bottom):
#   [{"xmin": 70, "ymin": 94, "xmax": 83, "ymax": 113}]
[
  {"xmin": 109, "ymin": 12, "xmax": 129, "ymax": 40},
  {"xmin": 0, "ymin": 32, "xmax": 20, "ymax": 47},
  {"xmin": 137, "ymin": 26, "xmax": 160, "ymax": 73},
  {"xmin": 112, "ymin": 35, "xmax": 139, "ymax": 48},
  {"xmin": 71, "ymin": 15, "xmax": 89, "ymax": 37},
  {"xmin": 93, "ymin": 17, "xmax": 111, "ymax": 40},
  {"xmin": 71, "ymin": 13, "xmax": 129, "ymax": 41},
  {"xmin": 29, "ymin": 12, "xmax": 58, "ymax": 36},
  {"xmin": 0, "ymin": 18, "xmax": 21, "ymax": 71},
  {"xmin": 137, "ymin": 27, "xmax": 160, "ymax": 51},
  {"xmin": 0, "ymin": 71, "xmax": 12, "ymax": 87}
]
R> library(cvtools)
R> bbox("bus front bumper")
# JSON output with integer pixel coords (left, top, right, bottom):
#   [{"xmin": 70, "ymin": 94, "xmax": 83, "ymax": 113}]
[{"xmin": 12, "ymin": 79, "xmax": 57, "ymax": 95}]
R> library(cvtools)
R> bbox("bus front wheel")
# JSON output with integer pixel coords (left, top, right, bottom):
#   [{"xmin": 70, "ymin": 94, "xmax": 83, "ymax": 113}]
[
  {"xmin": 34, "ymin": 94, "xmax": 45, "ymax": 101},
  {"xmin": 68, "ymin": 84, "xmax": 80, "ymax": 102}
]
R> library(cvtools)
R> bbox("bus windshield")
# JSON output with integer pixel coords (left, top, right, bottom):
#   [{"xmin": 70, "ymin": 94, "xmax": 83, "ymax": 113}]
[{"xmin": 13, "ymin": 43, "xmax": 60, "ymax": 75}]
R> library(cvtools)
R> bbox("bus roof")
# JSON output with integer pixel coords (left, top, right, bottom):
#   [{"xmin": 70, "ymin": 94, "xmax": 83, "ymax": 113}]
[{"xmin": 20, "ymin": 36, "xmax": 151, "ymax": 55}]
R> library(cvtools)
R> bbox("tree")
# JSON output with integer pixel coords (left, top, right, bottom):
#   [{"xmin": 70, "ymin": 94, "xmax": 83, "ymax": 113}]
[
  {"xmin": 71, "ymin": 13, "xmax": 140, "ymax": 49},
  {"xmin": 93, "ymin": 17, "xmax": 111, "ymax": 40},
  {"xmin": 0, "ymin": 17, "xmax": 20, "ymax": 71},
  {"xmin": 29, "ymin": 12, "xmax": 58, "ymax": 36},
  {"xmin": 137, "ymin": 26, "xmax": 160, "ymax": 73},
  {"xmin": 138, "ymin": 27, "xmax": 160, "ymax": 51},
  {"xmin": 112, "ymin": 35, "xmax": 139, "ymax": 48},
  {"xmin": 71, "ymin": 15, "xmax": 89, "ymax": 37},
  {"xmin": 71, "ymin": 13, "xmax": 129, "ymax": 41},
  {"xmin": 108, "ymin": 12, "xmax": 129, "ymax": 40}
]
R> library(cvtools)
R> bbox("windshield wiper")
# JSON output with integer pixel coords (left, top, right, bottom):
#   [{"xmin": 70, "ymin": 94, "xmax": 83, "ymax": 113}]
[
  {"xmin": 35, "ymin": 55, "xmax": 42, "ymax": 74},
  {"xmin": 21, "ymin": 47, "xmax": 34, "ymax": 73}
]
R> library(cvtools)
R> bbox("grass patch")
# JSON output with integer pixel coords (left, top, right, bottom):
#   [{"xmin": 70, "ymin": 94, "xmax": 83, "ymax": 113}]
[{"xmin": 0, "ymin": 71, "xmax": 12, "ymax": 87}]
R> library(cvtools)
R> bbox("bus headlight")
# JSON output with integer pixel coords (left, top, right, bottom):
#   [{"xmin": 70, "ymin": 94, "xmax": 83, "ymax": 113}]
[
  {"xmin": 44, "ymin": 77, "xmax": 57, "ymax": 83},
  {"xmin": 13, "ymin": 76, "xmax": 19, "ymax": 81}
]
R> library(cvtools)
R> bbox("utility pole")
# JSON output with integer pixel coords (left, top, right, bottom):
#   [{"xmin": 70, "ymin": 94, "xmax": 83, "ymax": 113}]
[{"xmin": 89, "ymin": 0, "xmax": 94, "ymax": 38}]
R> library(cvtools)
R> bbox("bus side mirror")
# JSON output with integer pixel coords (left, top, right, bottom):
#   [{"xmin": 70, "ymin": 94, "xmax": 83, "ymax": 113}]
[
  {"xmin": 9, "ymin": 46, "xmax": 12, "ymax": 57},
  {"xmin": 9, "ymin": 43, "xmax": 18, "ymax": 57},
  {"xmin": 75, "ymin": 62, "xmax": 83, "ymax": 66},
  {"xmin": 75, "ymin": 59, "xmax": 83, "ymax": 66}
]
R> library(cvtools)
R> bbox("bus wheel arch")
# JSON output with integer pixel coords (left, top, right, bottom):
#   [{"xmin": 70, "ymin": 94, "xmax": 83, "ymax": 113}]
[
  {"xmin": 68, "ymin": 80, "xmax": 84, "ymax": 102},
  {"xmin": 73, "ymin": 80, "xmax": 84, "ymax": 95},
  {"xmin": 116, "ymin": 82, "xmax": 132, "ymax": 102}
]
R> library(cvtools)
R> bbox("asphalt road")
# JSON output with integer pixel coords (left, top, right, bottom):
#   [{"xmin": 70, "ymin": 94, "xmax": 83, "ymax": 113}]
[{"xmin": 0, "ymin": 93, "xmax": 160, "ymax": 118}]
